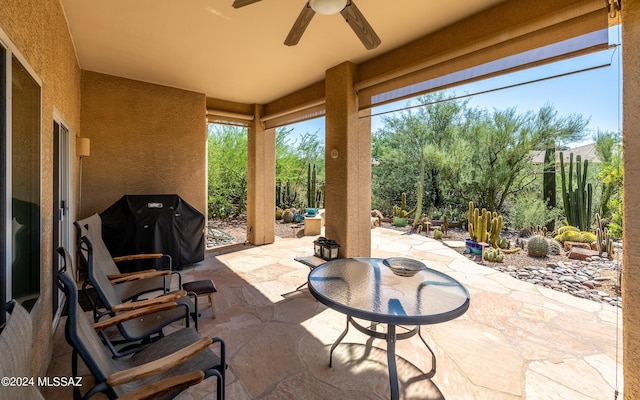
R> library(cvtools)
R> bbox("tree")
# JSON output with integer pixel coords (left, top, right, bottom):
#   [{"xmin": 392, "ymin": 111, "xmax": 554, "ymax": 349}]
[
  {"xmin": 437, "ymin": 104, "xmax": 589, "ymax": 214},
  {"xmin": 275, "ymin": 127, "xmax": 324, "ymax": 209},
  {"xmin": 207, "ymin": 124, "xmax": 325, "ymax": 218},
  {"xmin": 207, "ymin": 124, "xmax": 248, "ymax": 218},
  {"xmin": 372, "ymin": 93, "xmax": 465, "ymax": 216}
]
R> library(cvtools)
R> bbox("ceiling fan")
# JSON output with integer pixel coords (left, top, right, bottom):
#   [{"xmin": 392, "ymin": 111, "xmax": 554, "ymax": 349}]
[{"xmin": 232, "ymin": 0, "xmax": 381, "ymax": 50}]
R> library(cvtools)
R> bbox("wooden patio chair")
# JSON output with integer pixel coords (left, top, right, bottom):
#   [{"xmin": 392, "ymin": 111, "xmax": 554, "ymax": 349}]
[
  {"xmin": 74, "ymin": 214, "xmax": 182, "ymax": 310},
  {"xmin": 59, "ymin": 244, "xmax": 197, "ymax": 357},
  {"xmin": 56, "ymin": 253, "xmax": 225, "ymax": 400}
]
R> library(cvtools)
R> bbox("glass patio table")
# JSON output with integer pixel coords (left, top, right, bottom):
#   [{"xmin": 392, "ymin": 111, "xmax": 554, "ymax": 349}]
[{"xmin": 307, "ymin": 257, "xmax": 470, "ymax": 400}]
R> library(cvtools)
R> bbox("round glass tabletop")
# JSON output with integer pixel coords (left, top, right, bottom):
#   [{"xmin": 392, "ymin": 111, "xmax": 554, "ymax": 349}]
[{"xmin": 308, "ymin": 257, "xmax": 470, "ymax": 325}]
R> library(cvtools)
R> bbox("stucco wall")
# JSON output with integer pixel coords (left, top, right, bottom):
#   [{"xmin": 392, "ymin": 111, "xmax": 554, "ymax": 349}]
[
  {"xmin": 80, "ymin": 71, "xmax": 207, "ymax": 217},
  {"xmin": 622, "ymin": 2, "xmax": 639, "ymax": 398},
  {"xmin": 1, "ymin": 0, "xmax": 82, "ymax": 376}
]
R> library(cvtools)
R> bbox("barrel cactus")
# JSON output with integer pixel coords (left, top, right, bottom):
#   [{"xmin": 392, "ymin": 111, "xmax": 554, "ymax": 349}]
[
  {"xmin": 580, "ymin": 231, "xmax": 596, "ymax": 244},
  {"xmin": 561, "ymin": 230, "xmax": 582, "ymax": 243},
  {"xmin": 527, "ymin": 236, "xmax": 549, "ymax": 257},
  {"xmin": 548, "ymin": 240, "xmax": 563, "ymax": 256},
  {"xmin": 558, "ymin": 225, "xmax": 580, "ymax": 235},
  {"xmin": 282, "ymin": 208, "xmax": 295, "ymax": 223}
]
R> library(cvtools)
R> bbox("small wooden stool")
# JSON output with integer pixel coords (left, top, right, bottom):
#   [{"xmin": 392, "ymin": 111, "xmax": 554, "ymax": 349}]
[{"xmin": 183, "ymin": 279, "xmax": 217, "ymax": 318}]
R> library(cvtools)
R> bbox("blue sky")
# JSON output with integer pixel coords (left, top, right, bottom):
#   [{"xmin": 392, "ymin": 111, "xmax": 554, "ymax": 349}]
[{"xmin": 286, "ymin": 28, "xmax": 622, "ymax": 148}]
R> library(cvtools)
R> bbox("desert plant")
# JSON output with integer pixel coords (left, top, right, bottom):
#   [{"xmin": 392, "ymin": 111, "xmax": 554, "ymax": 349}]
[
  {"xmin": 467, "ymin": 201, "xmax": 502, "ymax": 247},
  {"xmin": 527, "ymin": 236, "xmax": 549, "ymax": 257},
  {"xmin": 282, "ymin": 208, "xmax": 296, "ymax": 223},
  {"xmin": 559, "ymin": 152, "xmax": 593, "ymax": 231},
  {"xmin": 485, "ymin": 247, "xmax": 504, "ymax": 262},
  {"xmin": 412, "ymin": 181, "xmax": 424, "ymax": 229},
  {"xmin": 580, "ymin": 231, "xmax": 597, "ymax": 244},
  {"xmin": 558, "ymin": 225, "xmax": 580, "ymax": 235},
  {"xmin": 277, "ymin": 180, "xmax": 298, "ymax": 209},
  {"xmin": 496, "ymin": 236, "xmax": 510, "ymax": 249},
  {"xmin": 519, "ymin": 227, "xmax": 533, "ymax": 238},
  {"xmin": 441, "ymin": 215, "xmax": 449, "ymax": 235},
  {"xmin": 549, "ymin": 240, "xmax": 563, "ymax": 255},
  {"xmin": 393, "ymin": 192, "xmax": 417, "ymax": 219},
  {"xmin": 434, "ymin": 229, "xmax": 443, "ymax": 240},
  {"xmin": 306, "ymin": 163, "xmax": 323, "ymax": 209},
  {"xmin": 595, "ymin": 213, "xmax": 614, "ymax": 256}
]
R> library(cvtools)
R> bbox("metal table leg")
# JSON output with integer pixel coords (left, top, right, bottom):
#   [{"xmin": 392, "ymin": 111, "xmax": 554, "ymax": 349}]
[
  {"xmin": 330, "ymin": 318, "xmax": 434, "ymax": 400},
  {"xmin": 386, "ymin": 324, "xmax": 399, "ymax": 400},
  {"xmin": 329, "ymin": 314, "xmax": 350, "ymax": 368}
]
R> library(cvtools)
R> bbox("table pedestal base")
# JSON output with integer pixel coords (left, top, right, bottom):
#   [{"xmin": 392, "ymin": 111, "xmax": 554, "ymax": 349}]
[{"xmin": 329, "ymin": 315, "xmax": 436, "ymax": 400}]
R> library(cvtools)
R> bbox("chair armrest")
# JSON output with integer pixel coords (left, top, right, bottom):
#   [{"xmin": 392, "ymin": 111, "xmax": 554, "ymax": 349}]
[
  {"xmin": 108, "ymin": 270, "xmax": 170, "ymax": 284},
  {"xmin": 113, "ymin": 253, "xmax": 173, "ymax": 270},
  {"xmin": 93, "ymin": 302, "xmax": 178, "ymax": 331},
  {"xmin": 107, "ymin": 269, "xmax": 157, "ymax": 279},
  {"xmin": 110, "ymin": 290, "xmax": 187, "ymax": 312},
  {"xmin": 117, "ymin": 370, "xmax": 204, "ymax": 400},
  {"xmin": 113, "ymin": 253, "xmax": 164, "ymax": 262},
  {"xmin": 107, "ymin": 337, "xmax": 212, "ymax": 386}
]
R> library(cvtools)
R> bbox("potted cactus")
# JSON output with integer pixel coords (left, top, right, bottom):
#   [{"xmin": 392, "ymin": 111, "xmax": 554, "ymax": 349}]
[
  {"xmin": 466, "ymin": 201, "xmax": 503, "ymax": 254},
  {"xmin": 392, "ymin": 192, "xmax": 416, "ymax": 227}
]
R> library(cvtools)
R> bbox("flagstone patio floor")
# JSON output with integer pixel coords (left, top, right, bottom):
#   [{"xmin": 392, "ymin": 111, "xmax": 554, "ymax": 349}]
[{"xmin": 43, "ymin": 227, "xmax": 623, "ymax": 399}]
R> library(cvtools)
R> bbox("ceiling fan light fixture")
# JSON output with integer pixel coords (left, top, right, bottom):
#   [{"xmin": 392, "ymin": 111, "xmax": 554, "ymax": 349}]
[{"xmin": 309, "ymin": 0, "xmax": 348, "ymax": 15}]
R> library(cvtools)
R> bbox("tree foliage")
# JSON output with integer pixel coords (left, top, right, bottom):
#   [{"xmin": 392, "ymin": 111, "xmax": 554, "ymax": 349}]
[
  {"xmin": 207, "ymin": 124, "xmax": 324, "ymax": 218},
  {"xmin": 207, "ymin": 124, "xmax": 248, "ymax": 218},
  {"xmin": 594, "ymin": 130, "xmax": 623, "ymax": 235},
  {"xmin": 372, "ymin": 93, "xmax": 465, "ymax": 214},
  {"xmin": 372, "ymin": 94, "xmax": 590, "ymax": 223}
]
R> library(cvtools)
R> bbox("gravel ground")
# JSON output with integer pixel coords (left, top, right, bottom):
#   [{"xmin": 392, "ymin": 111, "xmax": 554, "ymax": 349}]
[{"xmin": 207, "ymin": 216, "xmax": 622, "ymax": 304}]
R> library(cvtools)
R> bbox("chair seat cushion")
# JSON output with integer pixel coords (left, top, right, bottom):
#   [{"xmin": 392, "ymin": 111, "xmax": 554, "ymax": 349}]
[{"xmin": 183, "ymin": 280, "xmax": 217, "ymax": 295}]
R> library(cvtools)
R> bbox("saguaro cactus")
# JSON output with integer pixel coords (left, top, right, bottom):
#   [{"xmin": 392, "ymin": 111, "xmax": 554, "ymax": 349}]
[
  {"xmin": 559, "ymin": 152, "xmax": 593, "ymax": 231},
  {"xmin": 307, "ymin": 163, "xmax": 317, "ymax": 209},
  {"xmin": 412, "ymin": 181, "xmax": 424, "ymax": 229}
]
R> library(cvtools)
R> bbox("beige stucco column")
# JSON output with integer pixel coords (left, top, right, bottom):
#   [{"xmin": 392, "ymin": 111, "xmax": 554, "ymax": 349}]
[
  {"xmin": 623, "ymin": 2, "xmax": 639, "ymax": 398},
  {"xmin": 324, "ymin": 62, "xmax": 372, "ymax": 257},
  {"xmin": 246, "ymin": 104, "xmax": 276, "ymax": 245}
]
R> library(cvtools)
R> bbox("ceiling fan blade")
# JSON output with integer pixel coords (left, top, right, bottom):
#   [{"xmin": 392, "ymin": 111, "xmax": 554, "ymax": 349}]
[
  {"xmin": 284, "ymin": 3, "xmax": 316, "ymax": 46},
  {"xmin": 340, "ymin": 0, "xmax": 381, "ymax": 50},
  {"xmin": 232, "ymin": 0, "xmax": 263, "ymax": 8}
]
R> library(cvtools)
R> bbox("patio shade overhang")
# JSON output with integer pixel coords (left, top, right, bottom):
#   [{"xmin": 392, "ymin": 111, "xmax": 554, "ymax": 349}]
[{"xmin": 61, "ymin": 0, "xmax": 610, "ymax": 128}]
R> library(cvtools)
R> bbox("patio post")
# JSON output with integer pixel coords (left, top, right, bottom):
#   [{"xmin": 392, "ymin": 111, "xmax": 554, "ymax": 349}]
[
  {"xmin": 246, "ymin": 104, "xmax": 276, "ymax": 245},
  {"xmin": 324, "ymin": 61, "xmax": 372, "ymax": 257},
  {"xmin": 623, "ymin": 1, "xmax": 640, "ymax": 398}
]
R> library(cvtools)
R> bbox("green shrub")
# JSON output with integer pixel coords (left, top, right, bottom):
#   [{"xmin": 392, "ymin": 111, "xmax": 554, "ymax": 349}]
[{"xmin": 507, "ymin": 192, "xmax": 562, "ymax": 230}]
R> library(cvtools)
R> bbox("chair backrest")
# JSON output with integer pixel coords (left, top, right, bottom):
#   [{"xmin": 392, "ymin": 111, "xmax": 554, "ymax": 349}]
[
  {"xmin": 56, "ymin": 248, "xmax": 118, "ymax": 394},
  {"xmin": 0, "ymin": 300, "xmax": 44, "ymax": 400},
  {"xmin": 75, "ymin": 214, "xmax": 120, "ymax": 276},
  {"xmin": 82, "ymin": 227, "xmax": 127, "ymax": 310},
  {"xmin": 74, "ymin": 212, "xmax": 102, "ymax": 238}
]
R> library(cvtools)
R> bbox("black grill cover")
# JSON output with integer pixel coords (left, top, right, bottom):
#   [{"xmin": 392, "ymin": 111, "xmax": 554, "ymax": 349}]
[{"xmin": 100, "ymin": 195, "xmax": 205, "ymax": 270}]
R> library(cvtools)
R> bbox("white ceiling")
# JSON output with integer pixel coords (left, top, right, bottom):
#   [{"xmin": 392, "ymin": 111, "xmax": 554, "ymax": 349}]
[{"xmin": 60, "ymin": 0, "xmax": 505, "ymax": 104}]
